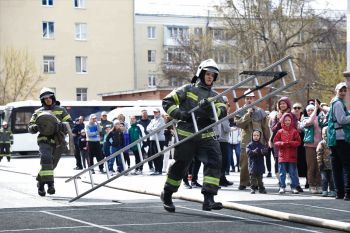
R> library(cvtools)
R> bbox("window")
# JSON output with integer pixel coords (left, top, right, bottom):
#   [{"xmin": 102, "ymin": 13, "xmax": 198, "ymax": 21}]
[
  {"xmin": 194, "ymin": 27, "xmax": 203, "ymax": 37},
  {"xmin": 42, "ymin": 0, "xmax": 53, "ymax": 6},
  {"xmin": 75, "ymin": 56, "xmax": 87, "ymax": 73},
  {"xmin": 42, "ymin": 21, "xmax": 54, "ymax": 39},
  {"xmin": 170, "ymin": 77, "xmax": 183, "ymax": 87},
  {"xmin": 75, "ymin": 23, "xmax": 87, "ymax": 40},
  {"xmin": 212, "ymin": 29, "xmax": 225, "ymax": 40},
  {"xmin": 213, "ymin": 49, "xmax": 231, "ymax": 64},
  {"xmin": 74, "ymin": 0, "xmax": 85, "ymax": 8},
  {"xmin": 147, "ymin": 26, "xmax": 156, "ymax": 39},
  {"xmin": 148, "ymin": 75, "xmax": 156, "ymax": 87},
  {"xmin": 167, "ymin": 26, "xmax": 188, "ymax": 40},
  {"xmin": 147, "ymin": 50, "xmax": 156, "ymax": 62},
  {"xmin": 166, "ymin": 47, "xmax": 185, "ymax": 62},
  {"xmin": 76, "ymin": 88, "xmax": 87, "ymax": 101},
  {"xmin": 43, "ymin": 56, "xmax": 55, "ymax": 73}
]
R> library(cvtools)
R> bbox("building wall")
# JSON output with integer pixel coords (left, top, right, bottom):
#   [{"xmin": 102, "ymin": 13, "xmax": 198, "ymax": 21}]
[
  {"xmin": 0, "ymin": 0, "xmax": 134, "ymax": 101},
  {"xmin": 102, "ymin": 86, "xmax": 271, "ymax": 112}
]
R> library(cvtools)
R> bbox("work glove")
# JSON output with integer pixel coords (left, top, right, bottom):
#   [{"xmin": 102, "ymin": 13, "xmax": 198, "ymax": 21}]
[
  {"xmin": 29, "ymin": 124, "xmax": 39, "ymax": 134},
  {"xmin": 174, "ymin": 110, "xmax": 191, "ymax": 121},
  {"xmin": 198, "ymin": 98, "xmax": 211, "ymax": 109}
]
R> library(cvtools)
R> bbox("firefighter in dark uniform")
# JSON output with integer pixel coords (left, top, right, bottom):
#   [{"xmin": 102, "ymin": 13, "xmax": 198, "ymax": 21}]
[
  {"xmin": 0, "ymin": 121, "xmax": 13, "ymax": 162},
  {"xmin": 28, "ymin": 88, "xmax": 73, "ymax": 196},
  {"xmin": 161, "ymin": 59, "xmax": 227, "ymax": 212}
]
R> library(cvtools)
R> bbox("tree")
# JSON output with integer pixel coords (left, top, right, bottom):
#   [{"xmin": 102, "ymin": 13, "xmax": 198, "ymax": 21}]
[
  {"xmin": 0, "ymin": 47, "xmax": 46, "ymax": 105},
  {"xmin": 216, "ymin": 0, "xmax": 345, "ymax": 104}
]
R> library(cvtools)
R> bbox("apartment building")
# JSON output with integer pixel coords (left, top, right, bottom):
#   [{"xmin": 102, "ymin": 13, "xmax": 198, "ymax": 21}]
[
  {"xmin": 133, "ymin": 13, "xmax": 239, "ymax": 91},
  {"xmin": 0, "ymin": 0, "xmax": 134, "ymax": 101}
]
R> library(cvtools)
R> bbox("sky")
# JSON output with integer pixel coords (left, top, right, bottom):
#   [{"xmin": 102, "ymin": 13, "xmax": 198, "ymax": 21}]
[{"xmin": 135, "ymin": 0, "xmax": 347, "ymax": 15}]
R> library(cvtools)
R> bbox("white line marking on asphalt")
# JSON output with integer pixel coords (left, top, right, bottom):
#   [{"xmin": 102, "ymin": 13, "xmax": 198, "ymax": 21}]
[
  {"xmin": 253, "ymin": 202, "xmax": 350, "ymax": 213},
  {"xmin": 0, "ymin": 225, "xmax": 92, "ymax": 232},
  {"xmin": 41, "ymin": 211, "xmax": 126, "ymax": 233},
  {"xmin": 177, "ymin": 206, "xmax": 325, "ymax": 233}
]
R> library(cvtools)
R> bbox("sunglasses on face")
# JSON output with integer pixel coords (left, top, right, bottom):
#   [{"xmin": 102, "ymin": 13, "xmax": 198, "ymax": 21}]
[{"xmin": 293, "ymin": 107, "xmax": 301, "ymax": 110}]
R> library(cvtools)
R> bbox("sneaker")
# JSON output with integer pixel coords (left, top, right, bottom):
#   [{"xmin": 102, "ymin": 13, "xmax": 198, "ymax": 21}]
[
  {"xmin": 291, "ymin": 189, "xmax": 299, "ymax": 194},
  {"xmin": 266, "ymin": 172, "xmax": 272, "ymax": 178},
  {"xmin": 316, "ymin": 187, "xmax": 323, "ymax": 194},
  {"xmin": 344, "ymin": 193, "xmax": 350, "ymax": 201},
  {"xmin": 150, "ymin": 172, "xmax": 161, "ymax": 176},
  {"xmin": 321, "ymin": 191, "xmax": 328, "ymax": 197},
  {"xmin": 73, "ymin": 167, "xmax": 82, "ymax": 170},
  {"xmin": 7, "ymin": 157, "xmax": 10, "ymax": 162},
  {"xmin": 305, "ymin": 183, "xmax": 309, "ymax": 189},
  {"xmin": 328, "ymin": 191, "xmax": 336, "ymax": 197},
  {"xmin": 238, "ymin": 185, "xmax": 246, "ymax": 190},
  {"xmin": 279, "ymin": 188, "xmax": 285, "ymax": 194},
  {"xmin": 183, "ymin": 180, "xmax": 192, "ymax": 189},
  {"xmin": 250, "ymin": 189, "xmax": 256, "ymax": 194},
  {"xmin": 191, "ymin": 181, "xmax": 203, "ymax": 188},
  {"xmin": 310, "ymin": 187, "xmax": 319, "ymax": 194}
]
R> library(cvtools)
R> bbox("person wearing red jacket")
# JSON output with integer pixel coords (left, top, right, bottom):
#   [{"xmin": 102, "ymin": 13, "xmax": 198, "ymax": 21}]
[{"xmin": 274, "ymin": 113, "xmax": 301, "ymax": 194}]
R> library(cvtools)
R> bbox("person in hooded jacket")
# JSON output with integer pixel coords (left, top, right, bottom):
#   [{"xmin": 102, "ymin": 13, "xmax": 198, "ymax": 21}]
[
  {"xmin": 161, "ymin": 59, "xmax": 227, "ymax": 212},
  {"xmin": 274, "ymin": 113, "xmax": 301, "ymax": 194},
  {"xmin": 28, "ymin": 87, "xmax": 72, "ymax": 196},
  {"xmin": 247, "ymin": 129, "xmax": 269, "ymax": 194}
]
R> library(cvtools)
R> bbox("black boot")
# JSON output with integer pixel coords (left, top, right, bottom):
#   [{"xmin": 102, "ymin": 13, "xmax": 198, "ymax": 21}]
[
  {"xmin": 37, "ymin": 181, "xmax": 46, "ymax": 197},
  {"xmin": 202, "ymin": 193, "xmax": 223, "ymax": 211},
  {"xmin": 7, "ymin": 156, "xmax": 10, "ymax": 162},
  {"xmin": 161, "ymin": 190, "xmax": 175, "ymax": 212},
  {"xmin": 47, "ymin": 182, "xmax": 55, "ymax": 195},
  {"xmin": 344, "ymin": 193, "xmax": 350, "ymax": 201}
]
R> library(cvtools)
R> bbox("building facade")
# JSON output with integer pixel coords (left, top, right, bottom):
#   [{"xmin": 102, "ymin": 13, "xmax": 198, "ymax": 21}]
[{"xmin": 0, "ymin": 0, "xmax": 134, "ymax": 101}]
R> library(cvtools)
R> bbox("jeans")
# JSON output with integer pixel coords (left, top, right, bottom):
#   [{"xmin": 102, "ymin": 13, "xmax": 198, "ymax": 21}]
[
  {"xmin": 279, "ymin": 162, "xmax": 300, "ymax": 189},
  {"xmin": 320, "ymin": 170, "xmax": 335, "ymax": 192},
  {"xmin": 227, "ymin": 143, "xmax": 240, "ymax": 172},
  {"xmin": 109, "ymin": 146, "xmax": 124, "ymax": 172}
]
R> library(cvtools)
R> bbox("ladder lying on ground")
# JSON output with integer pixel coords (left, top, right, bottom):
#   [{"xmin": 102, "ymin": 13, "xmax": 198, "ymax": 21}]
[{"xmin": 66, "ymin": 55, "xmax": 298, "ymax": 202}]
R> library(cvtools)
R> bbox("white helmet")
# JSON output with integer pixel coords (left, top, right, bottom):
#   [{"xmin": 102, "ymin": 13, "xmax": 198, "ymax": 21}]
[
  {"xmin": 39, "ymin": 87, "xmax": 55, "ymax": 100},
  {"xmin": 2, "ymin": 121, "xmax": 8, "ymax": 126},
  {"xmin": 192, "ymin": 59, "xmax": 219, "ymax": 84}
]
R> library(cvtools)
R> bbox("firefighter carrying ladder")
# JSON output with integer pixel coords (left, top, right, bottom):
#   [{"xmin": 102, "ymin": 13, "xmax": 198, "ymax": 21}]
[{"xmin": 66, "ymin": 55, "xmax": 298, "ymax": 203}]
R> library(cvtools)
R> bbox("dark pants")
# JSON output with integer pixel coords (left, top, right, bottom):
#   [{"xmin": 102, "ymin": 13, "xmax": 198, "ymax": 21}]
[
  {"xmin": 74, "ymin": 142, "xmax": 83, "ymax": 169},
  {"xmin": 164, "ymin": 136, "xmax": 222, "ymax": 195},
  {"xmin": 219, "ymin": 141, "xmax": 228, "ymax": 180},
  {"xmin": 183, "ymin": 157, "xmax": 201, "ymax": 182},
  {"xmin": 265, "ymin": 149, "xmax": 271, "ymax": 173},
  {"xmin": 321, "ymin": 170, "xmax": 335, "ymax": 192},
  {"xmin": 0, "ymin": 143, "xmax": 11, "ymax": 161},
  {"xmin": 132, "ymin": 150, "xmax": 143, "ymax": 171},
  {"xmin": 87, "ymin": 141, "xmax": 104, "ymax": 171},
  {"xmin": 149, "ymin": 140, "xmax": 165, "ymax": 173},
  {"xmin": 330, "ymin": 140, "xmax": 350, "ymax": 196}
]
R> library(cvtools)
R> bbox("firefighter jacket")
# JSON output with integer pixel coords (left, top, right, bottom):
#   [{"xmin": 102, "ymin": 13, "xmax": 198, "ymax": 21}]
[
  {"xmin": 28, "ymin": 103, "xmax": 72, "ymax": 145},
  {"xmin": 163, "ymin": 80, "xmax": 227, "ymax": 139},
  {"xmin": 0, "ymin": 128, "xmax": 13, "ymax": 144}
]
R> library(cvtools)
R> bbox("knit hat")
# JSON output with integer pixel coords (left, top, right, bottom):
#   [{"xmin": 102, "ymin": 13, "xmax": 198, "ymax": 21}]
[{"xmin": 306, "ymin": 104, "xmax": 315, "ymax": 111}]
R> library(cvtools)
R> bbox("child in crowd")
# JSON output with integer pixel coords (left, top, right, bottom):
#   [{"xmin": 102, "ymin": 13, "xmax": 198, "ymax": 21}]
[
  {"xmin": 78, "ymin": 129, "xmax": 89, "ymax": 169},
  {"xmin": 247, "ymin": 129, "xmax": 269, "ymax": 194},
  {"xmin": 102, "ymin": 126, "xmax": 112, "ymax": 159},
  {"xmin": 316, "ymin": 126, "xmax": 336, "ymax": 197},
  {"xmin": 274, "ymin": 113, "xmax": 301, "ymax": 194},
  {"xmin": 106, "ymin": 120, "xmax": 125, "ymax": 173}
]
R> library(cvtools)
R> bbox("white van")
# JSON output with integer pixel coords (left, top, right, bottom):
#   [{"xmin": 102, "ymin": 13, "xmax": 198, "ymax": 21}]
[{"xmin": 106, "ymin": 106, "xmax": 165, "ymax": 126}]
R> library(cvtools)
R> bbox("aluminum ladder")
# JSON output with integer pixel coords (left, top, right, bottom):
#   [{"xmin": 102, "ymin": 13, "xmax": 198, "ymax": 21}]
[{"xmin": 66, "ymin": 55, "xmax": 298, "ymax": 202}]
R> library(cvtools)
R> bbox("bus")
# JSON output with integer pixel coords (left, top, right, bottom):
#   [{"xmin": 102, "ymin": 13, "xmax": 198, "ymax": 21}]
[{"xmin": 3, "ymin": 100, "xmax": 162, "ymax": 154}]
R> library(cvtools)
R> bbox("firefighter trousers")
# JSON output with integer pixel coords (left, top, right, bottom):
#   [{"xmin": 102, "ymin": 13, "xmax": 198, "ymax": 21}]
[
  {"xmin": 164, "ymin": 135, "xmax": 222, "ymax": 195},
  {"xmin": 0, "ymin": 143, "xmax": 11, "ymax": 161},
  {"xmin": 37, "ymin": 142, "xmax": 66, "ymax": 183}
]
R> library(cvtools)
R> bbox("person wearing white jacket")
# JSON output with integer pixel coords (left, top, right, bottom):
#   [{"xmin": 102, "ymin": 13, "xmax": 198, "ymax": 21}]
[
  {"xmin": 147, "ymin": 108, "xmax": 166, "ymax": 175},
  {"xmin": 228, "ymin": 121, "xmax": 241, "ymax": 173}
]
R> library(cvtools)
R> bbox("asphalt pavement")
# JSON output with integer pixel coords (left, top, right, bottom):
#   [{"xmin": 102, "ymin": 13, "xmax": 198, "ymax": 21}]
[{"xmin": 0, "ymin": 155, "xmax": 349, "ymax": 232}]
